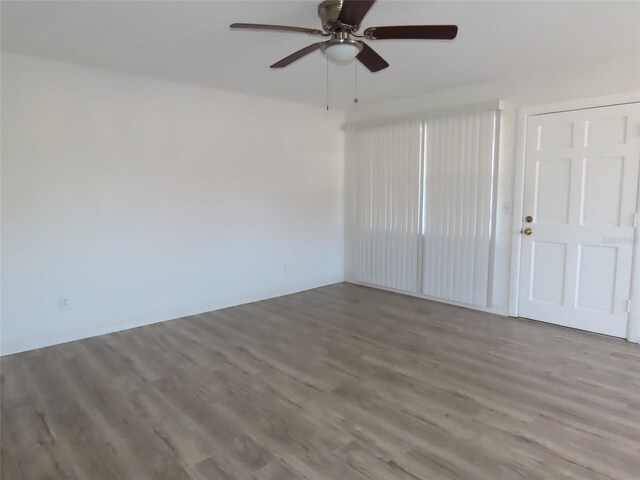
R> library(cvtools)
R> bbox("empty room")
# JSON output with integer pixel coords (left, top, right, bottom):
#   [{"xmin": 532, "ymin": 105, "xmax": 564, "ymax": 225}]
[{"xmin": 1, "ymin": 1, "xmax": 639, "ymax": 479}]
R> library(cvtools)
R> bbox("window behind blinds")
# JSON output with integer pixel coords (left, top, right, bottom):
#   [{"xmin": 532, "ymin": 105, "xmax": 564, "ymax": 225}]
[{"xmin": 345, "ymin": 108, "xmax": 499, "ymax": 308}]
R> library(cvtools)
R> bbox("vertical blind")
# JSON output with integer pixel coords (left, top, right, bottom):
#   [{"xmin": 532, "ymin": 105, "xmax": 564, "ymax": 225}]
[
  {"xmin": 421, "ymin": 110, "xmax": 498, "ymax": 306},
  {"xmin": 345, "ymin": 108, "xmax": 499, "ymax": 308},
  {"xmin": 345, "ymin": 121, "xmax": 423, "ymax": 292}
]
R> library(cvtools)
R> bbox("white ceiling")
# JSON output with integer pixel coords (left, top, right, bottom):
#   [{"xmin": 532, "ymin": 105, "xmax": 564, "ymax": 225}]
[{"xmin": 2, "ymin": 1, "xmax": 639, "ymax": 108}]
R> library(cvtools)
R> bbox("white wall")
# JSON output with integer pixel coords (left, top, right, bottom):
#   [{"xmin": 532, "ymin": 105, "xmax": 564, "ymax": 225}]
[
  {"xmin": 346, "ymin": 52, "xmax": 640, "ymax": 313},
  {"xmin": 1, "ymin": 53, "xmax": 345, "ymax": 355}
]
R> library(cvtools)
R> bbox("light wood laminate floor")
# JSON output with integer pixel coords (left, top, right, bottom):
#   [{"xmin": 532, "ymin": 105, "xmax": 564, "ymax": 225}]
[{"xmin": 2, "ymin": 283, "xmax": 640, "ymax": 480}]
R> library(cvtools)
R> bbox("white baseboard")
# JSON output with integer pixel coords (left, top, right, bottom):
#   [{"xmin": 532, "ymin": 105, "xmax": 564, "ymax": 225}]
[{"xmin": 1, "ymin": 278, "xmax": 344, "ymax": 356}]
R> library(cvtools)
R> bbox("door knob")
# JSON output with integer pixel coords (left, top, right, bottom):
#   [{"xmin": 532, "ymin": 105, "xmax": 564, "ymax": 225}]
[
  {"xmin": 523, "ymin": 227, "xmax": 533, "ymax": 236},
  {"xmin": 525, "ymin": 215, "xmax": 533, "ymax": 223}
]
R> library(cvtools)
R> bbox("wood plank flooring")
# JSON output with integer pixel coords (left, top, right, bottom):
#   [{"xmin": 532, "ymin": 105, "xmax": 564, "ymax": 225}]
[{"xmin": 2, "ymin": 283, "xmax": 639, "ymax": 479}]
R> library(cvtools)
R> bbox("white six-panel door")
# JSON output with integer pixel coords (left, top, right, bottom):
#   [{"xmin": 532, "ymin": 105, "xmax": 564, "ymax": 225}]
[{"xmin": 519, "ymin": 103, "xmax": 640, "ymax": 337}]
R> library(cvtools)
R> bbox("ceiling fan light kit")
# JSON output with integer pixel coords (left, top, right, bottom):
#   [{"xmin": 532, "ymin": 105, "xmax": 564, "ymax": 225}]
[
  {"xmin": 321, "ymin": 31, "xmax": 362, "ymax": 64},
  {"xmin": 230, "ymin": 0, "xmax": 458, "ymax": 72},
  {"xmin": 323, "ymin": 42, "xmax": 361, "ymax": 64}
]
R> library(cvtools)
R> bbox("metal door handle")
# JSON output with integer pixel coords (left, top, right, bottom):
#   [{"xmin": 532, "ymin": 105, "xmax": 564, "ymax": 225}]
[{"xmin": 523, "ymin": 227, "xmax": 533, "ymax": 236}]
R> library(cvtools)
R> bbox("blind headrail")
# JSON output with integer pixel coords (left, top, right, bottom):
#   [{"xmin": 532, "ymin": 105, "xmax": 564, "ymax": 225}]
[{"xmin": 342, "ymin": 100, "xmax": 505, "ymax": 131}]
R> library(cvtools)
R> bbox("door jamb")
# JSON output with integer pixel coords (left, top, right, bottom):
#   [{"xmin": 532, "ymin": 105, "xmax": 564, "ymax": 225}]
[{"xmin": 507, "ymin": 92, "xmax": 640, "ymax": 343}]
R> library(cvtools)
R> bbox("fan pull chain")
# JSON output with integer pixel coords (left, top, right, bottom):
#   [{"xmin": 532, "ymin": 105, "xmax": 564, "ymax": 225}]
[
  {"xmin": 325, "ymin": 56, "xmax": 329, "ymax": 111},
  {"xmin": 354, "ymin": 61, "xmax": 359, "ymax": 105}
]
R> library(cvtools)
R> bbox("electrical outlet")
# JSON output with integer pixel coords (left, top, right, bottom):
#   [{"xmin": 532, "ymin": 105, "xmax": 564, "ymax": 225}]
[{"xmin": 59, "ymin": 297, "xmax": 70, "ymax": 310}]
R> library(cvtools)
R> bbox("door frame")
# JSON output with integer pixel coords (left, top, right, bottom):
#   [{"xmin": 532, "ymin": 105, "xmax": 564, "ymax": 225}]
[{"xmin": 508, "ymin": 91, "xmax": 640, "ymax": 343}]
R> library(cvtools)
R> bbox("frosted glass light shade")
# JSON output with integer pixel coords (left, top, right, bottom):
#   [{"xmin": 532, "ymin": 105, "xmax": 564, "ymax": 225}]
[{"xmin": 324, "ymin": 43, "xmax": 359, "ymax": 64}]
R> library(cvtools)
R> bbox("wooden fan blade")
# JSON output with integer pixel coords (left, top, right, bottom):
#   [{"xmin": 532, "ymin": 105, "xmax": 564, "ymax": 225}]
[
  {"xmin": 356, "ymin": 42, "xmax": 389, "ymax": 72},
  {"xmin": 230, "ymin": 23, "xmax": 324, "ymax": 36},
  {"xmin": 364, "ymin": 25, "xmax": 458, "ymax": 40},
  {"xmin": 338, "ymin": 0, "xmax": 376, "ymax": 27},
  {"xmin": 270, "ymin": 42, "xmax": 325, "ymax": 68}
]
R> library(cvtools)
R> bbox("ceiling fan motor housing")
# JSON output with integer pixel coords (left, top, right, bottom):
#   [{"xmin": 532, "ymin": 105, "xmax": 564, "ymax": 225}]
[{"xmin": 318, "ymin": 0, "xmax": 345, "ymax": 31}]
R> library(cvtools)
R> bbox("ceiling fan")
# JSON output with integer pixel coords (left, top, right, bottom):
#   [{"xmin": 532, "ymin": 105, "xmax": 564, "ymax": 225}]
[{"xmin": 230, "ymin": 0, "xmax": 458, "ymax": 72}]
